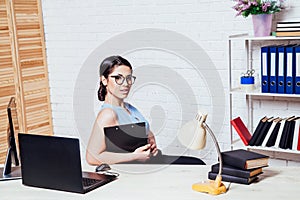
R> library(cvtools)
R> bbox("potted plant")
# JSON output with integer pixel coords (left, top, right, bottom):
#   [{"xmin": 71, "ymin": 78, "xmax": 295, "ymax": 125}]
[{"xmin": 232, "ymin": 0, "xmax": 286, "ymax": 37}]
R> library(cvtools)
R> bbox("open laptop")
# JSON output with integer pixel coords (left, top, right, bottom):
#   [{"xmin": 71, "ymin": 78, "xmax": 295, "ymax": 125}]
[
  {"xmin": 104, "ymin": 122, "xmax": 148, "ymax": 153},
  {"xmin": 18, "ymin": 133, "xmax": 116, "ymax": 194}
]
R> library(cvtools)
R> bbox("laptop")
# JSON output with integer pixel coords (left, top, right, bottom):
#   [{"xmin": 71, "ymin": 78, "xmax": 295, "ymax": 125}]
[
  {"xmin": 104, "ymin": 122, "xmax": 148, "ymax": 153},
  {"xmin": 18, "ymin": 133, "xmax": 116, "ymax": 194}
]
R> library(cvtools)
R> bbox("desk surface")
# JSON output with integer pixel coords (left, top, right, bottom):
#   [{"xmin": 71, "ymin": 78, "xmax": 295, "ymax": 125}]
[{"xmin": 1, "ymin": 164, "xmax": 299, "ymax": 200}]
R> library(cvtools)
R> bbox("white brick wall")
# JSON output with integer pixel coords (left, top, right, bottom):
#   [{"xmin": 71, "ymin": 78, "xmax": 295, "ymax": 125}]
[{"xmin": 41, "ymin": 0, "xmax": 300, "ymax": 166}]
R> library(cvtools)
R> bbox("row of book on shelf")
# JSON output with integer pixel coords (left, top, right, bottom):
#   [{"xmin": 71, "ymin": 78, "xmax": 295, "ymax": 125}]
[
  {"xmin": 261, "ymin": 44, "xmax": 300, "ymax": 94},
  {"xmin": 275, "ymin": 21, "xmax": 300, "ymax": 37},
  {"xmin": 231, "ymin": 116, "xmax": 300, "ymax": 150},
  {"xmin": 208, "ymin": 149, "xmax": 269, "ymax": 185}
]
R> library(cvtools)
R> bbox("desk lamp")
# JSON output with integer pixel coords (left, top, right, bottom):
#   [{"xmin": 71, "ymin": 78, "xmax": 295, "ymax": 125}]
[{"xmin": 178, "ymin": 112, "xmax": 226, "ymax": 195}]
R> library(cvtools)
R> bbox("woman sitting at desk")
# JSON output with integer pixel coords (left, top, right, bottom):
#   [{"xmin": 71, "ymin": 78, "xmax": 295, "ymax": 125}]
[{"xmin": 86, "ymin": 55, "xmax": 205, "ymax": 165}]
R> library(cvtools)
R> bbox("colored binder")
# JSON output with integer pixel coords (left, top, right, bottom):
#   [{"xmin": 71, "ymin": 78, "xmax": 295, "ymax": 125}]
[
  {"xmin": 261, "ymin": 46, "xmax": 270, "ymax": 93},
  {"xmin": 269, "ymin": 46, "xmax": 278, "ymax": 93},
  {"xmin": 295, "ymin": 46, "xmax": 300, "ymax": 94},
  {"xmin": 285, "ymin": 45, "xmax": 295, "ymax": 94},
  {"xmin": 277, "ymin": 45, "xmax": 286, "ymax": 93}
]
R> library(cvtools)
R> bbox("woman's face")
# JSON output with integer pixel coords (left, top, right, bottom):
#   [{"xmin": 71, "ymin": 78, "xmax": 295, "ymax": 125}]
[{"xmin": 103, "ymin": 65, "xmax": 134, "ymax": 101}]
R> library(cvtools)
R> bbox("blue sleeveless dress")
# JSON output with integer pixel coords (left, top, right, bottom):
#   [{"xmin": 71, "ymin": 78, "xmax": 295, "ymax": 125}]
[{"xmin": 100, "ymin": 102, "xmax": 150, "ymax": 135}]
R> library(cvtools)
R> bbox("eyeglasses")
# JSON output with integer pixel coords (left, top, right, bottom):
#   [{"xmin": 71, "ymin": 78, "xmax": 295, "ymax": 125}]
[{"xmin": 109, "ymin": 74, "xmax": 136, "ymax": 85}]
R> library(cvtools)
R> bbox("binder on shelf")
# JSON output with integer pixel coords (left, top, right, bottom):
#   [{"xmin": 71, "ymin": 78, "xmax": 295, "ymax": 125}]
[
  {"xmin": 261, "ymin": 46, "xmax": 270, "ymax": 93},
  {"xmin": 277, "ymin": 45, "xmax": 286, "ymax": 94},
  {"xmin": 269, "ymin": 46, "xmax": 278, "ymax": 93},
  {"xmin": 295, "ymin": 46, "xmax": 300, "ymax": 94},
  {"xmin": 285, "ymin": 45, "xmax": 295, "ymax": 94}
]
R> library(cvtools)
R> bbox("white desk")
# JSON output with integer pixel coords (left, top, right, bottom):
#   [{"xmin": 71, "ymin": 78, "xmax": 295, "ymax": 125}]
[{"xmin": 1, "ymin": 164, "xmax": 299, "ymax": 200}]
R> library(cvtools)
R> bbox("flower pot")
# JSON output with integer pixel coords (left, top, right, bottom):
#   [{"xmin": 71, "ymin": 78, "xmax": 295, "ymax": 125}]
[{"xmin": 252, "ymin": 14, "xmax": 272, "ymax": 37}]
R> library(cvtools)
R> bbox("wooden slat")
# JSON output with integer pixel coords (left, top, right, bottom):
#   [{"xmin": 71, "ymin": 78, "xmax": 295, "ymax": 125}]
[{"xmin": 12, "ymin": 0, "xmax": 53, "ymax": 138}]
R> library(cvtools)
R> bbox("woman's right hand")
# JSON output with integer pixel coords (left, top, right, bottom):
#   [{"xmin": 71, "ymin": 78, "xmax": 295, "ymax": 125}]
[{"xmin": 132, "ymin": 144, "xmax": 151, "ymax": 162}]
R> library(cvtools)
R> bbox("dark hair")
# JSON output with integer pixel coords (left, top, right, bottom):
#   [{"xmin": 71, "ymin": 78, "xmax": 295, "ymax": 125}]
[{"xmin": 97, "ymin": 55, "xmax": 132, "ymax": 101}]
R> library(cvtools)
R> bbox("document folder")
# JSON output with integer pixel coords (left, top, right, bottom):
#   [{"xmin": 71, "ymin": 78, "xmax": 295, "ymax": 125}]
[
  {"xmin": 295, "ymin": 46, "xmax": 300, "ymax": 94},
  {"xmin": 277, "ymin": 46, "xmax": 286, "ymax": 93},
  {"xmin": 285, "ymin": 45, "xmax": 295, "ymax": 94},
  {"xmin": 261, "ymin": 46, "xmax": 270, "ymax": 93},
  {"xmin": 269, "ymin": 46, "xmax": 278, "ymax": 93}
]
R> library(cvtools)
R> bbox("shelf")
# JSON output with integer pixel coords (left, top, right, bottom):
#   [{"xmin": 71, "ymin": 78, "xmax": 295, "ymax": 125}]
[
  {"xmin": 228, "ymin": 34, "xmax": 300, "ymax": 163},
  {"xmin": 247, "ymin": 146, "xmax": 300, "ymax": 162},
  {"xmin": 229, "ymin": 34, "xmax": 300, "ymax": 41},
  {"xmin": 230, "ymin": 88, "xmax": 300, "ymax": 98}
]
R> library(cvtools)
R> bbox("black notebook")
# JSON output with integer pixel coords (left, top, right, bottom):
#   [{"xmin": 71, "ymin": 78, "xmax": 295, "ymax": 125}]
[
  {"xmin": 18, "ymin": 133, "xmax": 116, "ymax": 194},
  {"xmin": 266, "ymin": 122, "xmax": 281, "ymax": 147},
  {"xmin": 279, "ymin": 118, "xmax": 297, "ymax": 149},
  {"xmin": 221, "ymin": 149, "xmax": 269, "ymax": 170},
  {"xmin": 254, "ymin": 118, "xmax": 273, "ymax": 146},
  {"xmin": 248, "ymin": 116, "xmax": 268, "ymax": 146},
  {"xmin": 211, "ymin": 163, "xmax": 263, "ymax": 178},
  {"xmin": 208, "ymin": 171, "xmax": 259, "ymax": 185}
]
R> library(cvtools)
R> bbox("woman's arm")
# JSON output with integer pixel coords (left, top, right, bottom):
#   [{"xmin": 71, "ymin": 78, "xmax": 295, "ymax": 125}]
[{"xmin": 86, "ymin": 108, "xmax": 151, "ymax": 165}]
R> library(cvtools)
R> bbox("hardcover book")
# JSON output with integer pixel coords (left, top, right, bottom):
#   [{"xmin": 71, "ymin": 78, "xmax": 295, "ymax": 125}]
[
  {"xmin": 211, "ymin": 163, "xmax": 263, "ymax": 178},
  {"xmin": 276, "ymin": 31, "xmax": 300, "ymax": 37},
  {"xmin": 248, "ymin": 116, "xmax": 268, "ymax": 146},
  {"xmin": 221, "ymin": 149, "xmax": 269, "ymax": 170},
  {"xmin": 208, "ymin": 171, "xmax": 259, "ymax": 185},
  {"xmin": 254, "ymin": 118, "xmax": 274, "ymax": 146},
  {"xmin": 230, "ymin": 117, "xmax": 252, "ymax": 146}
]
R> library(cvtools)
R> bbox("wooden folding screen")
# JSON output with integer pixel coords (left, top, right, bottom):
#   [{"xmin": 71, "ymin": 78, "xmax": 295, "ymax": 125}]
[{"xmin": 0, "ymin": 0, "xmax": 53, "ymax": 163}]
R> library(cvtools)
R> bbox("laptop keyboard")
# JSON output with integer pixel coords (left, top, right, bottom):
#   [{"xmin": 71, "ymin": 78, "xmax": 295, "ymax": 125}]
[{"xmin": 82, "ymin": 177, "xmax": 105, "ymax": 187}]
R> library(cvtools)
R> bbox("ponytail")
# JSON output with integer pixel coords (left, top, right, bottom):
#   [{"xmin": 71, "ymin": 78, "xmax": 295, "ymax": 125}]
[{"xmin": 97, "ymin": 81, "xmax": 106, "ymax": 101}]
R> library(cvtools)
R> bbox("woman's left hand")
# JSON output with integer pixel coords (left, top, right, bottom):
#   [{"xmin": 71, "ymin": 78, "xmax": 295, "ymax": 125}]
[{"xmin": 148, "ymin": 131, "xmax": 159, "ymax": 156}]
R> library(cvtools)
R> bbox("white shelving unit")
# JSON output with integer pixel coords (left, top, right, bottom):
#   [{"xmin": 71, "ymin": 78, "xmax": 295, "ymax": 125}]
[{"xmin": 228, "ymin": 34, "xmax": 300, "ymax": 162}]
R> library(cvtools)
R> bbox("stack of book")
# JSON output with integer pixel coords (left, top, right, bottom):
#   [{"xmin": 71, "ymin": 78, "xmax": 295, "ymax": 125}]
[
  {"xmin": 208, "ymin": 149, "xmax": 269, "ymax": 185},
  {"xmin": 276, "ymin": 21, "xmax": 300, "ymax": 37}
]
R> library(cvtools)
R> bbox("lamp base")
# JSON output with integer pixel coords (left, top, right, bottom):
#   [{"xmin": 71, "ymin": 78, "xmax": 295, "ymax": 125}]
[{"xmin": 192, "ymin": 175, "xmax": 226, "ymax": 195}]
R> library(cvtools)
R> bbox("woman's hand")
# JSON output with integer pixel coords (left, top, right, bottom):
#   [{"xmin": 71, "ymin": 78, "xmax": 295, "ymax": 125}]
[
  {"xmin": 133, "ymin": 144, "xmax": 151, "ymax": 162},
  {"xmin": 148, "ymin": 131, "xmax": 159, "ymax": 156}
]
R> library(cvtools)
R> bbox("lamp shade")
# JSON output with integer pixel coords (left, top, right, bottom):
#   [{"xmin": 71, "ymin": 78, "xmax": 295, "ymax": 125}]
[{"xmin": 177, "ymin": 113, "xmax": 207, "ymax": 150}]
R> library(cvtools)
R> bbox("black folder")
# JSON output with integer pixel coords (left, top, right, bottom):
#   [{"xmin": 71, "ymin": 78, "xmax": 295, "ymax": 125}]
[{"xmin": 104, "ymin": 122, "xmax": 148, "ymax": 153}]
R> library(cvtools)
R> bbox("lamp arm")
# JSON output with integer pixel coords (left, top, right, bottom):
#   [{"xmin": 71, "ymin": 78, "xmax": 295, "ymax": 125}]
[{"xmin": 203, "ymin": 122, "xmax": 223, "ymax": 177}]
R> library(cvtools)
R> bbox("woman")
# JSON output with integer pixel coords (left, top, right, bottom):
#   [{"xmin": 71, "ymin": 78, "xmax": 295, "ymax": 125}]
[{"xmin": 86, "ymin": 55, "xmax": 205, "ymax": 165}]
